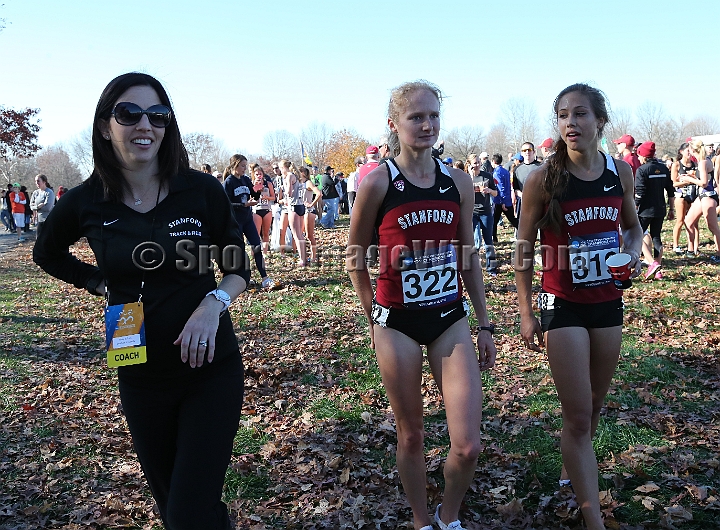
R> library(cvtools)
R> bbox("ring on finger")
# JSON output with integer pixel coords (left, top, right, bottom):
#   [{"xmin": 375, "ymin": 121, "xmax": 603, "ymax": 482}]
[{"xmin": 198, "ymin": 340, "xmax": 208, "ymax": 347}]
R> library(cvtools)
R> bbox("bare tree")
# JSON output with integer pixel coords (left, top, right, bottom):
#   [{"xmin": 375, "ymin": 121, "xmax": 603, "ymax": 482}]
[
  {"xmin": 182, "ymin": 132, "xmax": 231, "ymax": 173},
  {"xmin": 484, "ymin": 123, "xmax": 511, "ymax": 160},
  {"xmin": 605, "ymin": 107, "xmax": 634, "ymax": 154},
  {"xmin": 683, "ymin": 115, "xmax": 720, "ymax": 137},
  {"xmin": 262, "ymin": 130, "xmax": 298, "ymax": 162},
  {"xmin": 635, "ymin": 102, "xmax": 666, "ymax": 142},
  {"xmin": 67, "ymin": 126, "xmax": 93, "ymax": 177},
  {"xmin": 0, "ymin": 155, "xmax": 37, "ymax": 186},
  {"xmin": 444, "ymin": 126, "xmax": 485, "ymax": 162},
  {"xmin": 35, "ymin": 145, "xmax": 83, "ymax": 189},
  {"xmin": 499, "ymin": 97, "xmax": 539, "ymax": 152},
  {"xmin": 300, "ymin": 122, "xmax": 334, "ymax": 171}
]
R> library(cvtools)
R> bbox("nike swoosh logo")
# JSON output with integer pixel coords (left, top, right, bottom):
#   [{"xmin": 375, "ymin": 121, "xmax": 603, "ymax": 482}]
[
  {"xmin": 440, "ymin": 308, "xmax": 456, "ymax": 317},
  {"xmin": 439, "ymin": 186, "xmax": 451, "ymax": 193},
  {"xmin": 103, "ymin": 219, "xmax": 119, "ymax": 226},
  {"xmin": 604, "ymin": 185, "xmax": 616, "ymax": 191}
]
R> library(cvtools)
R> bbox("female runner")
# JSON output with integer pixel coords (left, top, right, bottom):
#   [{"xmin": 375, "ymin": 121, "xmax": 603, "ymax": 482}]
[
  {"xmin": 684, "ymin": 140, "xmax": 720, "ymax": 263},
  {"xmin": 33, "ymin": 72, "xmax": 250, "ymax": 529},
  {"xmin": 250, "ymin": 162, "xmax": 275, "ymax": 252},
  {"xmin": 298, "ymin": 166, "xmax": 321, "ymax": 263},
  {"xmin": 348, "ymin": 80, "xmax": 496, "ymax": 530},
  {"xmin": 515, "ymin": 83, "xmax": 643, "ymax": 530},
  {"xmin": 670, "ymin": 143, "xmax": 698, "ymax": 255},
  {"xmin": 280, "ymin": 160, "xmax": 307, "ymax": 266}
]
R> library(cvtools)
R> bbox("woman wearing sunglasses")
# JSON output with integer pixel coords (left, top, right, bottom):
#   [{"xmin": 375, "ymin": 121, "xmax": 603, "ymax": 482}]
[{"xmin": 33, "ymin": 72, "xmax": 250, "ymax": 530}]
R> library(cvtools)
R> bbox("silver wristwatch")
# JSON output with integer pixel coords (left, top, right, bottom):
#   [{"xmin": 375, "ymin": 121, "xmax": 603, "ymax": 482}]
[{"xmin": 206, "ymin": 289, "xmax": 231, "ymax": 313}]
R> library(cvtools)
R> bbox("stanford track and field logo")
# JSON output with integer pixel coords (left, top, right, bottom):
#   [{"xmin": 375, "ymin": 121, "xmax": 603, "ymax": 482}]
[{"xmin": 394, "ymin": 180, "xmax": 405, "ymax": 191}]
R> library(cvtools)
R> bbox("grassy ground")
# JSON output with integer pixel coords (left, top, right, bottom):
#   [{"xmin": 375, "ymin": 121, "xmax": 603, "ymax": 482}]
[{"xmin": 0, "ymin": 217, "xmax": 718, "ymax": 529}]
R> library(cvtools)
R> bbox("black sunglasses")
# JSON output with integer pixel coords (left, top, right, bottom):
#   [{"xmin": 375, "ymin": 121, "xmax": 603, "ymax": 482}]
[{"xmin": 111, "ymin": 102, "xmax": 172, "ymax": 128}]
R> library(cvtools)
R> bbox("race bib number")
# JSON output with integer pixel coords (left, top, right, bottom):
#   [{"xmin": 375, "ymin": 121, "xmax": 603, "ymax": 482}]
[
  {"xmin": 401, "ymin": 245, "xmax": 459, "ymax": 308},
  {"xmin": 568, "ymin": 231, "xmax": 619, "ymax": 287},
  {"xmin": 105, "ymin": 302, "xmax": 147, "ymax": 367},
  {"xmin": 537, "ymin": 292, "xmax": 556, "ymax": 311},
  {"xmin": 371, "ymin": 300, "xmax": 389, "ymax": 327}
]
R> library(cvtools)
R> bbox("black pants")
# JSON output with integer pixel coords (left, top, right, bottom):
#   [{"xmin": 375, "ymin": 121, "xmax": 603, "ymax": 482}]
[
  {"xmin": 238, "ymin": 213, "xmax": 267, "ymax": 278},
  {"xmin": 119, "ymin": 354, "xmax": 244, "ymax": 530},
  {"xmin": 493, "ymin": 204, "xmax": 518, "ymax": 240},
  {"xmin": 639, "ymin": 216, "xmax": 665, "ymax": 258}
]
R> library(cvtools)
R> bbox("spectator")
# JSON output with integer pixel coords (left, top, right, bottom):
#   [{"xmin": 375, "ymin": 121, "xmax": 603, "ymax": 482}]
[
  {"xmin": 200, "ymin": 163, "xmax": 212, "ymax": 174},
  {"xmin": 357, "ymin": 145, "xmax": 380, "ymax": 189},
  {"xmin": 613, "ymin": 134, "xmax": 641, "ymax": 175},
  {"xmin": 490, "ymin": 153, "xmax": 518, "ymax": 242},
  {"xmin": 512, "ymin": 142, "xmax": 542, "ymax": 223},
  {"xmin": 634, "ymin": 142, "xmax": 674, "ymax": 279},
  {"xmin": 9, "ymin": 182, "xmax": 26, "ymax": 241},
  {"xmin": 479, "ymin": 151, "xmax": 492, "ymax": 174},
  {"xmin": 538, "ymin": 137, "xmax": 554, "ymax": 160},
  {"xmin": 56, "ymin": 186, "xmax": 67, "ymax": 200},
  {"xmin": 20, "ymin": 185, "xmax": 32, "ymax": 232},
  {"xmin": 319, "ymin": 166, "xmax": 340, "ymax": 228},
  {"xmin": 1, "ymin": 185, "xmax": 15, "ymax": 231},
  {"xmin": 468, "ymin": 153, "xmax": 498, "ymax": 276},
  {"xmin": 336, "ymin": 172, "xmax": 348, "ymax": 215},
  {"xmin": 346, "ymin": 156, "xmax": 364, "ymax": 215},
  {"xmin": 30, "ymin": 174, "xmax": 56, "ymax": 238}
]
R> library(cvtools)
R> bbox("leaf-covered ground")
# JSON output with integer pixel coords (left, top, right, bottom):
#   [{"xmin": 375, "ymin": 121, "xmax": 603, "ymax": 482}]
[{"xmin": 1, "ymin": 218, "xmax": 719, "ymax": 530}]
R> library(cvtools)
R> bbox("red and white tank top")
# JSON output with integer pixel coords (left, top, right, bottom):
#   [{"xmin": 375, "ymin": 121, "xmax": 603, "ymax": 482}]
[
  {"xmin": 375, "ymin": 158, "xmax": 462, "ymax": 309},
  {"xmin": 540, "ymin": 153, "xmax": 624, "ymax": 303}
]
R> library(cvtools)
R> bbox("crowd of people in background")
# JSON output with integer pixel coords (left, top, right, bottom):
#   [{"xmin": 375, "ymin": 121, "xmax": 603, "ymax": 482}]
[
  {"xmin": 1, "ymin": 178, "xmax": 65, "ymax": 241},
  {"xmin": 8, "ymin": 133, "xmax": 718, "ymax": 274}
]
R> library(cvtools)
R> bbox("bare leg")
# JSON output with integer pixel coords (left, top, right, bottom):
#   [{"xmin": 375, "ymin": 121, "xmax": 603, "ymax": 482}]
[
  {"xmin": 427, "ymin": 318, "xmax": 483, "ymax": 526},
  {"xmin": 304, "ymin": 213, "xmax": 317, "ymax": 261},
  {"xmin": 288, "ymin": 211, "xmax": 307, "ymax": 265},
  {"xmin": 373, "ymin": 326, "xmax": 432, "ymax": 529},
  {"xmin": 261, "ymin": 213, "xmax": 272, "ymax": 252},
  {"xmin": 547, "ymin": 325, "xmax": 620, "ymax": 530},
  {"xmin": 279, "ymin": 211, "xmax": 289, "ymax": 253},
  {"xmin": 701, "ymin": 197, "xmax": 720, "ymax": 253},
  {"xmin": 685, "ymin": 200, "xmax": 703, "ymax": 253},
  {"xmin": 672, "ymin": 197, "xmax": 689, "ymax": 249}
]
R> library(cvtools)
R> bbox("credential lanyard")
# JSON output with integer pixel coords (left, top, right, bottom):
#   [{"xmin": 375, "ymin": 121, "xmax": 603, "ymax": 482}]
[{"xmin": 101, "ymin": 184, "xmax": 163, "ymax": 306}]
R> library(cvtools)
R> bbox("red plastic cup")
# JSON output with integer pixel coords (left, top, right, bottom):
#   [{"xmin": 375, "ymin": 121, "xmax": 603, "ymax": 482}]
[{"xmin": 606, "ymin": 253, "xmax": 633, "ymax": 289}]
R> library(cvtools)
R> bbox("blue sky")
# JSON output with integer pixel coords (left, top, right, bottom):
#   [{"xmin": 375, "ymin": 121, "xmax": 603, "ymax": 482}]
[{"xmin": 1, "ymin": 0, "xmax": 718, "ymax": 155}]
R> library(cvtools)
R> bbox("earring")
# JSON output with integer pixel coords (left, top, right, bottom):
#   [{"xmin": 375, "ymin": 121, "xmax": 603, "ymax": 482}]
[{"xmin": 103, "ymin": 135, "xmax": 110, "ymax": 140}]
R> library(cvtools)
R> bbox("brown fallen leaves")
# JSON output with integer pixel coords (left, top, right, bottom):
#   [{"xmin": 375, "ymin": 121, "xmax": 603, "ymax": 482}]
[{"xmin": 1, "ymin": 223, "xmax": 719, "ymax": 529}]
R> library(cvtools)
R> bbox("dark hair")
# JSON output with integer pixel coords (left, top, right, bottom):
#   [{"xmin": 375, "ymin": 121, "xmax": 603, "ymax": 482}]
[
  {"xmin": 677, "ymin": 142, "xmax": 690, "ymax": 159},
  {"xmin": 36, "ymin": 173, "xmax": 53, "ymax": 190},
  {"xmin": 537, "ymin": 83, "xmax": 610, "ymax": 235},
  {"xmin": 201, "ymin": 163, "xmax": 212, "ymax": 173},
  {"xmin": 521, "ymin": 142, "xmax": 535, "ymax": 150},
  {"xmin": 91, "ymin": 72, "xmax": 189, "ymax": 202},
  {"xmin": 223, "ymin": 154, "xmax": 247, "ymax": 179},
  {"xmin": 492, "ymin": 153, "xmax": 503, "ymax": 165}
]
